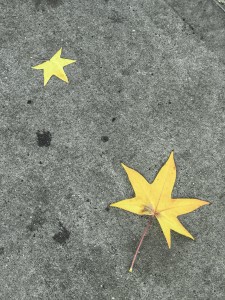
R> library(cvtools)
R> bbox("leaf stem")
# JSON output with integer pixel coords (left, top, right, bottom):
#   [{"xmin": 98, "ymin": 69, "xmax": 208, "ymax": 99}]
[{"xmin": 129, "ymin": 216, "xmax": 153, "ymax": 272}]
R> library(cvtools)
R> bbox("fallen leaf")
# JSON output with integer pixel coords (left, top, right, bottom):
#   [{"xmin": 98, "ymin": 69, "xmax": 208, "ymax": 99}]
[
  {"xmin": 32, "ymin": 48, "xmax": 76, "ymax": 86},
  {"xmin": 110, "ymin": 151, "xmax": 210, "ymax": 271}
]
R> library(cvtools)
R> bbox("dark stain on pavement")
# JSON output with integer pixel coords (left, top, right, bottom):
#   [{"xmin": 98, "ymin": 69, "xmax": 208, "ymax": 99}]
[
  {"xmin": 108, "ymin": 10, "xmax": 125, "ymax": 23},
  {"xmin": 0, "ymin": 247, "xmax": 4, "ymax": 255},
  {"xmin": 34, "ymin": 0, "xmax": 41, "ymax": 8},
  {"xmin": 101, "ymin": 136, "xmax": 109, "ymax": 142},
  {"xmin": 46, "ymin": 0, "xmax": 62, "ymax": 7},
  {"xmin": 34, "ymin": 0, "xmax": 62, "ymax": 9},
  {"xmin": 53, "ymin": 222, "xmax": 70, "ymax": 244},
  {"xmin": 181, "ymin": 18, "xmax": 195, "ymax": 35},
  {"xmin": 27, "ymin": 208, "xmax": 46, "ymax": 232},
  {"xmin": 36, "ymin": 130, "xmax": 52, "ymax": 147}
]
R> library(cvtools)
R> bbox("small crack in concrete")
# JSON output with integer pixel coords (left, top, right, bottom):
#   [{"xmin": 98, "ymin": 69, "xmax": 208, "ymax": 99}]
[{"xmin": 212, "ymin": 0, "xmax": 225, "ymax": 12}]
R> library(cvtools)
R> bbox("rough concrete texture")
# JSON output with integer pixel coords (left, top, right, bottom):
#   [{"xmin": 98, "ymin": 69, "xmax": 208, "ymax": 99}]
[{"xmin": 0, "ymin": 0, "xmax": 225, "ymax": 299}]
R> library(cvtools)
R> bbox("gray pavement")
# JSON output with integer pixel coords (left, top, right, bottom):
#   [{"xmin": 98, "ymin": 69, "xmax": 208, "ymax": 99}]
[{"xmin": 0, "ymin": 0, "xmax": 225, "ymax": 299}]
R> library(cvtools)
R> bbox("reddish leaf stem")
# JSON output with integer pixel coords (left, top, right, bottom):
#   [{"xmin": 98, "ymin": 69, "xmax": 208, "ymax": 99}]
[{"xmin": 129, "ymin": 217, "xmax": 153, "ymax": 272}]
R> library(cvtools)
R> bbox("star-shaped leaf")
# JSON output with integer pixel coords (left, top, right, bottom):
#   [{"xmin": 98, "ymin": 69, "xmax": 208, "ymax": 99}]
[
  {"xmin": 110, "ymin": 151, "xmax": 210, "ymax": 271},
  {"xmin": 32, "ymin": 48, "xmax": 76, "ymax": 86}
]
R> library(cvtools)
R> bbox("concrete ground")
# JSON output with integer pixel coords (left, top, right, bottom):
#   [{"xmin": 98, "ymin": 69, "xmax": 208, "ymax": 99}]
[{"xmin": 0, "ymin": 0, "xmax": 225, "ymax": 299}]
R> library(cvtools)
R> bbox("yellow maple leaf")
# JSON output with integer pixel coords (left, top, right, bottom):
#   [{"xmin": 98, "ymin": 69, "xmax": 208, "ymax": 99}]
[
  {"xmin": 32, "ymin": 48, "xmax": 76, "ymax": 86},
  {"xmin": 110, "ymin": 151, "xmax": 210, "ymax": 271}
]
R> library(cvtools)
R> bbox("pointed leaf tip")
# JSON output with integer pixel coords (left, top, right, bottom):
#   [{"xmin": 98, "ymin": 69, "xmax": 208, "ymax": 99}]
[
  {"xmin": 121, "ymin": 162, "xmax": 126, "ymax": 168},
  {"xmin": 170, "ymin": 150, "xmax": 174, "ymax": 159}
]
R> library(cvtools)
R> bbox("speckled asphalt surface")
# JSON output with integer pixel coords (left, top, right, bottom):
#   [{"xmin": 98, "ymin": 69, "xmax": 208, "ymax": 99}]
[{"xmin": 0, "ymin": 0, "xmax": 225, "ymax": 299}]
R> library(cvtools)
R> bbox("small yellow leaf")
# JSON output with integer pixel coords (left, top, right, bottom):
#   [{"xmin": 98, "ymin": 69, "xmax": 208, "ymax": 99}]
[{"xmin": 32, "ymin": 48, "xmax": 76, "ymax": 86}]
